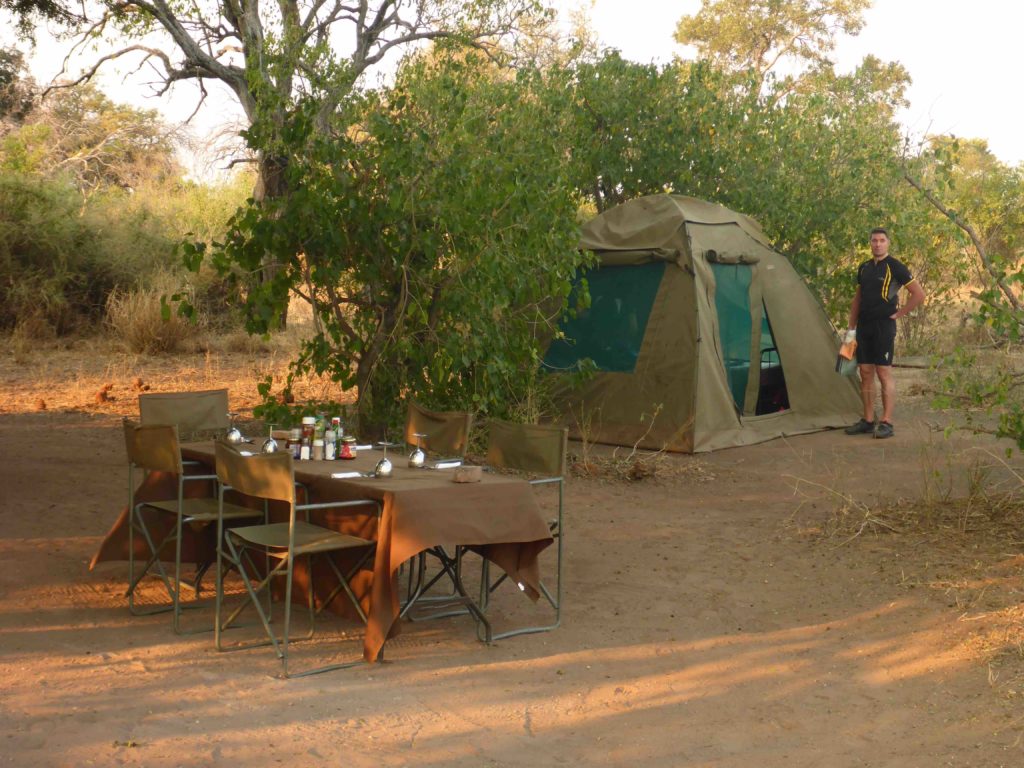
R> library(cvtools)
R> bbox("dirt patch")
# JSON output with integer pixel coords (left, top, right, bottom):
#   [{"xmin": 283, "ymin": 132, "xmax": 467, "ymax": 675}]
[{"xmin": 2, "ymin": 347, "xmax": 1024, "ymax": 767}]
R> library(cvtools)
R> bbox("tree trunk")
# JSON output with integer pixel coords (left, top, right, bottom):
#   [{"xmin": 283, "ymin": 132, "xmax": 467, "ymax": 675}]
[
  {"xmin": 253, "ymin": 151, "xmax": 290, "ymax": 326},
  {"xmin": 354, "ymin": 299, "xmax": 405, "ymax": 439}
]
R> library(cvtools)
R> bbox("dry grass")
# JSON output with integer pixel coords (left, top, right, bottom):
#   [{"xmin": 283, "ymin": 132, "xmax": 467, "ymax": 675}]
[
  {"xmin": 562, "ymin": 402, "xmax": 713, "ymax": 483},
  {"xmin": 104, "ymin": 279, "xmax": 205, "ymax": 354},
  {"xmin": 0, "ymin": 315, "xmax": 348, "ymax": 418},
  {"xmin": 568, "ymin": 446, "xmax": 715, "ymax": 484},
  {"xmin": 789, "ymin": 446, "xmax": 1024, "ymax": 689}
]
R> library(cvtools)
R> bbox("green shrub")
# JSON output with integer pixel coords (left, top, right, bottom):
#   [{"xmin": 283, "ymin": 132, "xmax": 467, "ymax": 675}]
[
  {"xmin": 0, "ymin": 174, "xmax": 105, "ymax": 334},
  {"xmin": 0, "ymin": 171, "xmax": 250, "ymax": 336}
]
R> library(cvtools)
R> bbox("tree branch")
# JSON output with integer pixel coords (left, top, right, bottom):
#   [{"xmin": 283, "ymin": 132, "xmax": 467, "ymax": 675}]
[{"xmin": 903, "ymin": 167, "xmax": 1023, "ymax": 313}]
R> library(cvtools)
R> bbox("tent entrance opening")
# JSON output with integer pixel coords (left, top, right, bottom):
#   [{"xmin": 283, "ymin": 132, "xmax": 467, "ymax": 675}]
[{"xmin": 710, "ymin": 263, "xmax": 790, "ymax": 415}]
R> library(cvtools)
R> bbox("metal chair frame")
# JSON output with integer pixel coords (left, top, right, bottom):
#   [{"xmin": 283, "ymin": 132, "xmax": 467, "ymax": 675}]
[
  {"xmin": 212, "ymin": 443, "xmax": 380, "ymax": 678},
  {"xmin": 475, "ymin": 421, "xmax": 566, "ymax": 641},
  {"xmin": 123, "ymin": 420, "xmax": 258, "ymax": 634},
  {"xmin": 477, "ymin": 475, "xmax": 563, "ymax": 641}
]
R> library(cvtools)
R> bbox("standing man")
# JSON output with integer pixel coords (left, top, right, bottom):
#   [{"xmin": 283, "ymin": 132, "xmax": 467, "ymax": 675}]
[{"xmin": 844, "ymin": 227, "xmax": 926, "ymax": 439}]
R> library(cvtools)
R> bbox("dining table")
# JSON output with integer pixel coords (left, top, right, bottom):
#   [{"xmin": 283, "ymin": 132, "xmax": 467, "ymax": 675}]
[{"xmin": 91, "ymin": 442, "xmax": 554, "ymax": 662}]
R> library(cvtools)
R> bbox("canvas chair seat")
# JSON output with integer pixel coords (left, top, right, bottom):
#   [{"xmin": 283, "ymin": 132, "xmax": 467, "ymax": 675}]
[
  {"xmin": 229, "ymin": 521, "xmax": 373, "ymax": 557},
  {"xmin": 213, "ymin": 441, "xmax": 379, "ymax": 678},
  {"xmin": 144, "ymin": 497, "xmax": 255, "ymax": 524},
  {"xmin": 122, "ymin": 419, "xmax": 260, "ymax": 634}
]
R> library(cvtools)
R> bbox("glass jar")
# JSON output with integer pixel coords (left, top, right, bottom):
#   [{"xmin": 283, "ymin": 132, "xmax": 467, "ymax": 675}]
[{"xmin": 339, "ymin": 436, "xmax": 357, "ymax": 460}]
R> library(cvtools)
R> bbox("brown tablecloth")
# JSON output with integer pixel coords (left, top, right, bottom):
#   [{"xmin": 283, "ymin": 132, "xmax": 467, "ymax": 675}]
[{"xmin": 92, "ymin": 444, "xmax": 554, "ymax": 661}]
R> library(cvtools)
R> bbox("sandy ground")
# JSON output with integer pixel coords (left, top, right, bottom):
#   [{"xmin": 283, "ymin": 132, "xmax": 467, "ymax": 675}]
[{"xmin": 2, "ymin": 344, "xmax": 1024, "ymax": 767}]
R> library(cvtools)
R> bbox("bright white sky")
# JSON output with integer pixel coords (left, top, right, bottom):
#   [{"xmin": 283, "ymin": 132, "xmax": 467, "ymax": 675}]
[{"xmin": 9, "ymin": 0, "xmax": 1024, "ymax": 172}]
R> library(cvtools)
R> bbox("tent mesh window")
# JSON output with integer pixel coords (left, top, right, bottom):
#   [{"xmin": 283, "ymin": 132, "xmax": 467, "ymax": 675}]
[
  {"xmin": 711, "ymin": 262, "xmax": 754, "ymax": 408},
  {"xmin": 544, "ymin": 262, "xmax": 665, "ymax": 373},
  {"xmin": 711, "ymin": 264, "xmax": 790, "ymax": 414}
]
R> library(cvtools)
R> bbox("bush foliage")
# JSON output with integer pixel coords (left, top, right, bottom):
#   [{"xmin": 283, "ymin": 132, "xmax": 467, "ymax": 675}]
[{"xmin": 0, "ymin": 59, "xmax": 251, "ymax": 339}]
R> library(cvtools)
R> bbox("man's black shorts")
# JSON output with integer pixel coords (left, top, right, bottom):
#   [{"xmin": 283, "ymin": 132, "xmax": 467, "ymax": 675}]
[{"xmin": 856, "ymin": 318, "xmax": 897, "ymax": 366}]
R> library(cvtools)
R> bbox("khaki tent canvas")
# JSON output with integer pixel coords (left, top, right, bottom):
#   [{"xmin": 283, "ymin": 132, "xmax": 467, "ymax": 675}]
[{"xmin": 544, "ymin": 194, "xmax": 862, "ymax": 452}]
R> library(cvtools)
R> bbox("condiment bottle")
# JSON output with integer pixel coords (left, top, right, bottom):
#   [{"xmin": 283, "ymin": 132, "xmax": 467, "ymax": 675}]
[
  {"xmin": 324, "ymin": 429, "xmax": 336, "ymax": 461},
  {"xmin": 300, "ymin": 416, "xmax": 315, "ymax": 460},
  {"xmin": 312, "ymin": 438, "xmax": 325, "ymax": 461}
]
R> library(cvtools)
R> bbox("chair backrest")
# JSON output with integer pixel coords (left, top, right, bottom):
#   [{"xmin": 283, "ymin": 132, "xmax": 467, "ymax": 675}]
[
  {"xmin": 215, "ymin": 441, "xmax": 296, "ymax": 505},
  {"xmin": 139, "ymin": 389, "xmax": 230, "ymax": 440},
  {"xmin": 486, "ymin": 420, "xmax": 568, "ymax": 478},
  {"xmin": 405, "ymin": 401, "xmax": 474, "ymax": 457},
  {"xmin": 123, "ymin": 419, "xmax": 184, "ymax": 475}
]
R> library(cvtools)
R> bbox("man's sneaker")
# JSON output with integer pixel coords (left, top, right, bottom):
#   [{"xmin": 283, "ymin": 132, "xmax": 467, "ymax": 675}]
[
  {"xmin": 874, "ymin": 421, "xmax": 894, "ymax": 439},
  {"xmin": 845, "ymin": 418, "xmax": 875, "ymax": 435}
]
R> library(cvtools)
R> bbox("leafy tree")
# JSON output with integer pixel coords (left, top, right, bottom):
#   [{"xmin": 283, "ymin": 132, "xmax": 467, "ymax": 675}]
[
  {"xmin": 56, "ymin": 0, "xmax": 547, "ymax": 225},
  {"xmin": 559, "ymin": 48, "xmax": 916, "ymax": 319},
  {"xmin": 563, "ymin": 54, "xmax": 736, "ymax": 212},
  {"xmin": 0, "ymin": 47, "xmax": 35, "ymax": 124},
  {"xmin": 0, "ymin": 68, "xmax": 248, "ymax": 335},
  {"xmin": 185, "ymin": 48, "xmax": 583, "ymax": 429},
  {"xmin": 675, "ymin": 0, "xmax": 871, "ymax": 91},
  {"xmin": 904, "ymin": 137, "xmax": 1024, "ymax": 339},
  {"xmin": 1, "ymin": 82, "xmax": 181, "ymax": 193},
  {"xmin": 1, "ymin": 0, "xmax": 81, "ymax": 38}
]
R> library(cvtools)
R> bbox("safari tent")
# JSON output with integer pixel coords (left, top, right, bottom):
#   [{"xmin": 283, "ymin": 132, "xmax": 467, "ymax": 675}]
[{"xmin": 544, "ymin": 194, "xmax": 861, "ymax": 453}]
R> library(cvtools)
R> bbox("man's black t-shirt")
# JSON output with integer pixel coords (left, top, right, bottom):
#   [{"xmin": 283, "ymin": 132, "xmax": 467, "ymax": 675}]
[{"xmin": 856, "ymin": 255, "xmax": 914, "ymax": 322}]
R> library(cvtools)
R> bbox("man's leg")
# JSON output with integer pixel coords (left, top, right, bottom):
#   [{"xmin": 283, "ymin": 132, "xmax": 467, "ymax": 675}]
[
  {"xmin": 877, "ymin": 364, "xmax": 895, "ymax": 424},
  {"xmin": 858, "ymin": 364, "xmax": 876, "ymax": 422}
]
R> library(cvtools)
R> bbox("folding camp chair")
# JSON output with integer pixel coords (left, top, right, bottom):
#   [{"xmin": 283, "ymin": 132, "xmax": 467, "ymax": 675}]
[
  {"xmin": 123, "ymin": 420, "xmax": 258, "ymax": 633},
  {"xmin": 402, "ymin": 401, "xmax": 474, "ymax": 611},
  {"xmin": 138, "ymin": 388, "xmax": 236, "ymax": 588},
  {"xmin": 213, "ymin": 441, "xmax": 379, "ymax": 678},
  {"xmin": 404, "ymin": 400, "xmax": 474, "ymax": 457},
  {"xmin": 477, "ymin": 420, "xmax": 567, "ymax": 640},
  {"xmin": 139, "ymin": 388, "xmax": 231, "ymax": 441}
]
